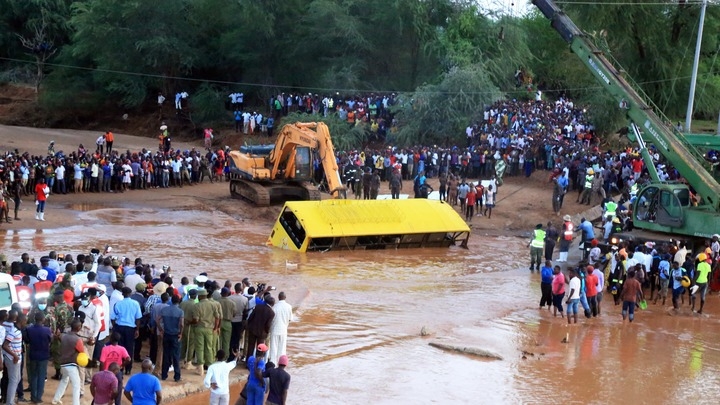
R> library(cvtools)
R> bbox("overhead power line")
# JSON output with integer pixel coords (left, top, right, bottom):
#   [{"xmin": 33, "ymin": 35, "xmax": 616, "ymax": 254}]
[{"xmin": 0, "ymin": 55, "xmax": 714, "ymax": 97}]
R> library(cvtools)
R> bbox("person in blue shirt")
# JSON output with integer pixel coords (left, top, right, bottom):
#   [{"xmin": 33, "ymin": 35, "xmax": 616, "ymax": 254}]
[
  {"xmin": 539, "ymin": 261, "xmax": 554, "ymax": 310},
  {"xmin": 575, "ymin": 217, "xmax": 595, "ymax": 260},
  {"xmin": 110, "ymin": 287, "xmax": 142, "ymax": 375},
  {"xmin": 124, "ymin": 359, "xmax": 161, "ymax": 405},
  {"xmin": 246, "ymin": 343, "xmax": 268, "ymax": 405}
]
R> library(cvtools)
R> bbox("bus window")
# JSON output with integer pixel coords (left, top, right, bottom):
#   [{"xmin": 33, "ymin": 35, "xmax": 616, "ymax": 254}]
[{"xmin": 0, "ymin": 283, "xmax": 13, "ymax": 310}]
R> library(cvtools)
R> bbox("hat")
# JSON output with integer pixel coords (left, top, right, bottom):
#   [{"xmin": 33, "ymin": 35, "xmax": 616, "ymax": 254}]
[
  {"xmin": 153, "ymin": 282, "xmax": 168, "ymax": 295},
  {"xmin": 74, "ymin": 311, "xmax": 86, "ymax": 323},
  {"xmin": 195, "ymin": 275, "xmax": 208, "ymax": 284},
  {"xmin": 111, "ymin": 259, "xmax": 120, "ymax": 267},
  {"xmin": 188, "ymin": 288, "xmax": 198, "ymax": 296},
  {"xmin": 591, "ymin": 239, "xmax": 598, "ymax": 247},
  {"xmin": 278, "ymin": 355, "xmax": 288, "ymax": 366},
  {"xmin": 63, "ymin": 290, "xmax": 75, "ymax": 305},
  {"xmin": 586, "ymin": 265, "xmax": 594, "ymax": 271},
  {"xmin": 197, "ymin": 288, "xmax": 208, "ymax": 296},
  {"xmin": 612, "ymin": 217, "xmax": 621, "ymax": 224},
  {"xmin": 257, "ymin": 343, "xmax": 268, "ymax": 352},
  {"xmin": 80, "ymin": 292, "xmax": 90, "ymax": 300},
  {"xmin": 0, "ymin": 254, "xmax": 6, "ymax": 263},
  {"xmin": 221, "ymin": 287, "xmax": 230, "ymax": 295},
  {"xmin": 37, "ymin": 270, "xmax": 48, "ymax": 281},
  {"xmin": 713, "ymin": 234, "xmax": 720, "ymax": 239},
  {"xmin": 54, "ymin": 289, "xmax": 64, "ymax": 296},
  {"xmin": 563, "ymin": 215, "xmax": 572, "ymax": 221},
  {"xmin": 135, "ymin": 283, "xmax": 147, "ymax": 293}
]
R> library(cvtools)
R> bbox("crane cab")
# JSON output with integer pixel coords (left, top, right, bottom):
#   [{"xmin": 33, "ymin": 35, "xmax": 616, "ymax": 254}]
[{"xmin": 633, "ymin": 183, "xmax": 689, "ymax": 229}]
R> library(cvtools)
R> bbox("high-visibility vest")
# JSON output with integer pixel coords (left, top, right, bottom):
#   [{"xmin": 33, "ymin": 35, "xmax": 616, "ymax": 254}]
[
  {"xmin": 630, "ymin": 183, "xmax": 638, "ymax": 195},
  {"xmin": 563, "ymin": 221, "xmax": 574, "ymax": 241},
  {"xmin": 605, "ymin": 201, "xmax": 617, "ymax": 217},
  {"xmin": 584, "ymin": 175, "xmax": 593, "ymax": 189},
  {"xmin": 34, "ymin": 280, "xmax": 53, "ymax": 299},
  {"xmin": 328, "ymin": 98, "xmax": 334, "ymax": 109},
  {"xmin": 531, "ymin": 229, "xmax": 546, "ymax": 248}
]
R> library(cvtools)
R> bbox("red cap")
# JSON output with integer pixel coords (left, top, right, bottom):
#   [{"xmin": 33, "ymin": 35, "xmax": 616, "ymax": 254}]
[
  {"xmin": 63, "ymin": 289, "xmax": 75, "ymax": 305},
  {"xmin": 257, "ymin": 343, "xmax": 268, "ymax": 352}
]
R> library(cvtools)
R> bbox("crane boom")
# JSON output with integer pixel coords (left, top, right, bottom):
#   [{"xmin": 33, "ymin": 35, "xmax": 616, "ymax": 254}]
[{"xmin": 533, "ymin": 0, "xmax": 720, "ymax": 212}]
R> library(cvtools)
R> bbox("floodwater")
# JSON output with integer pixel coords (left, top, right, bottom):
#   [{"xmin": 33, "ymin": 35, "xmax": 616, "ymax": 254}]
[{"xmin": 3, "ymin": 205, "xmax": 720, "ymax": 404}]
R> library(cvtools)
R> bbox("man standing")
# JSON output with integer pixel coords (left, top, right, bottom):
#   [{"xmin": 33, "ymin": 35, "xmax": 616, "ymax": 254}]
[
  {"xmin": 693, "ymin": 254, "xmax": 712, "ymax": 314},
  {"xmin": 539, "ymin": 261, "xmax": 553, "ymax": 310},
  {"xmin": 26, "ymin": 312, "xmax": 52, "ymax": 403},
  {"xmin": 218, "ymin": 288, "xmax": 236, "ymax": 357},
  {"xmin": 179, "ymin": 289, "xmax": 197, "ymax": 366},
  {"xmin": 544, "ymin": 222, "xmax": 558, "ymax": 262},
  {"xmin": 124, "ymin": 359, "xmax": 162, "ymax": 405},
  {"xmin": 78, "ymin": 290, "xmax": 100, "ymax": 385},
  {"xmin": 51, "ymin": 319, "xmax": 88, "ymax": 405},
  {"xmin": 245, "ymin": 296, "xmax": 275, "ymax": 361},
  {"xmin": 565, "ymin": 268, "xmax": 580, "ymax": 324},
  {"xmin": 158, "ymin": 295, "xmax": 183, "ymax": 382},
  {"xmin": 90, "ymin": 363, "xmax": 118, "ymax": 405},
  {"xmin": 264, "ymin": 355, "xmax": 291, "ymax": 405},
  {"xmin": 558, "ymin": 215, "xmax": 574, "ymax": 262},
  {"xmin": 620, "ymin": 270, "xmax": 643, "ymax": 322},
  {"xmin": 4, "ymin": 313, "xmax": 25, "ymax": 405},
  {"xmin": 671, "ymin": 261, "xmax": 686, "ymax": 310},
  {"xmin": 527, "ymin": 224, "xmax": 545, "ymax": 272},
  {"xmin": 551, "ymin": 266, "xmax": 565, "ymax": 317},
  {"xmin": 110, "ymin": 287, "xmax": 142, "ymax": 375},
  {"xmin": 50, "ymin": 289, "xmax": 74, "ymax": 380},
  {"xmin": 576, "ymin": 217, "xmax": 594, "ymax": 261},
  {"xmin": 585, "ymin": 266, "xmax": 599, "ymax": 317},
  {"xmin": 228, "ymin": 284, "xmax": 248, "ymax": 361},
  {"xmin": 191, "ymin": 289, "xmax": 219, "ymax": 370},
  {"xmin": 267, "ymin": 293, "xmax": 292, "ymax": 365},
  {"xmin": 246, "ymin": 344, "xmax": 267, "ymax": 405},
  {"xmin": 591, "ymin": 265, "xmax": 605, "ymax": 315},
  {"xmin": 203, "ymin": 350, "xmax": 241, "ymax": 405}
]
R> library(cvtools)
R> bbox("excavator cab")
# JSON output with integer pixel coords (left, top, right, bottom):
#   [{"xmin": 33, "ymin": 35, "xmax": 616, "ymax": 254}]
[
  {"xmin": 634, "ymin": 184, "xmax": 687, "ymax": 228},
  {"xmin": 294, "ymin": 146, "xmax": 312, "ymax": 181}
]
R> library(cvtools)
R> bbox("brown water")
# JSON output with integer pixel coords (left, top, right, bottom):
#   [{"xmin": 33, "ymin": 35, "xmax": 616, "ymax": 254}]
[{"xmin": 3, "ymin": 207, "xmax": 720, "ymax": 404}]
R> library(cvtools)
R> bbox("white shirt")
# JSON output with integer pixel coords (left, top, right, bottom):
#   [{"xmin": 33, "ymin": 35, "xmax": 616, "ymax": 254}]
[
  {"xmin": 270, "ymin": 300, "xmax": 293, "ymax": 336},
  {"xmin": 568, "ymin": 276, "xmax": 581, "ymax": 299},
  {"xmin": 204, "ymin": 361, "xmax": 238, "ymax": 395},
  {"xmin": 242, "ymin": 112, "xmax": 251, "ymax": 123},
  {"xmin": 96, "ymin": 136, "xmax": 105, "ymax": 146},
  {"xmin": 55, "ymin": 165, "xmax": 65, "ymax": 180}
]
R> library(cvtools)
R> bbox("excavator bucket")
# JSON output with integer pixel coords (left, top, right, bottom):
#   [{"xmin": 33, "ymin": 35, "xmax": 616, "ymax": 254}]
[{"xmin": 268, "ymin": 199, "xmax": 470, "ymax": 252}]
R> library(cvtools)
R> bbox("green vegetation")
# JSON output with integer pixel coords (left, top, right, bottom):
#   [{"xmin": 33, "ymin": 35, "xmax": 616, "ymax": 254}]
[{"xmin": 1, "ymin": 0, "xmax": 719, "ymax": 146}]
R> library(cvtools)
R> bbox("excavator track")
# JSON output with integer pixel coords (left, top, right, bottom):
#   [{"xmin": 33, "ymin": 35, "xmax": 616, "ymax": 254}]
[
  {"xmin": 300, "ymin": 182, "xmax": 321, "ymax": 201},
  {"xmin": 229, "ymin": 179, "xmax": 271, "ymax": 206}
]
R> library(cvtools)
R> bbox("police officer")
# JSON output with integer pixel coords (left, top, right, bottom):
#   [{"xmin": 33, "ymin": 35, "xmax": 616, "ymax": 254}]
[
  {"xmin": 528, "ymin": 224, "xmax": 546, "ymax": 272},
  {"xmin": 50, "ymin": 290, "xmax": 74, "ymax": 380},
  {"xmin": 190, "ymin": 289, "xmax": 219, "ymax": 369},
  {"xmin": 218, "ymin": 288, "xmax": 236, "ymax": 357},
  {"xmin": 179, "ymin": 289, "xmax": 197, "ymax": 368}
]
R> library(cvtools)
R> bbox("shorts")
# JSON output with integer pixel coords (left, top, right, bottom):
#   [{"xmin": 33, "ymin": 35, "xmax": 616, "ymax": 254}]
[
  {"xmin": 567, "ymin": 298, "xmax": 579, "ymax": 315},
  {"xmin": 622, "ymin": 300, "xmax": 635, "ymax": 315},
  {"xmin": 672, "ymin": 286, "xmax": 684, "ymax": 300},
  {"xmin": 485, "ymin": 203, "xmax": 495, "ymax": 208},
  {"xmin": 552, "ymin": 293, "xmax": 564, "ymax": 311},
  {"xmin": 596, "ymin": 291, "xmax": 603, "ymax": 303}
]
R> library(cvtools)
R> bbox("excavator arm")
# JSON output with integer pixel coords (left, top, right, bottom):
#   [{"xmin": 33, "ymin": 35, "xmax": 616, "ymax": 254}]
[
  {"xmin": 268, "ymin": 122, "xmax": 346, "ymax": 198},
  {"xmin": 533, "ymin": 0, "xmax": 720, "ymax": 212}
]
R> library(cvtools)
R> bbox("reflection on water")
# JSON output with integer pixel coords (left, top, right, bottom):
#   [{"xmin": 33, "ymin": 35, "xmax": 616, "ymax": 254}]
[{"xmin": 3, "ymin": 206, "xmax": 720, "ymax": 404}]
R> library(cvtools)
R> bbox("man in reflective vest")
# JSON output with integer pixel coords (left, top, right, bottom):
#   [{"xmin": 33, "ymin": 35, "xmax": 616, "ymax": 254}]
[
  {"xmin": 527, "ymin": 224, "xmax": 546, "ymax": 272},
  {"xmin": 602, "ymin": 198, "xmax": 618, "ymax": 223},
  {"xmin": 578, "ymin": 168, "xmax": 594, "ymax": 205}
]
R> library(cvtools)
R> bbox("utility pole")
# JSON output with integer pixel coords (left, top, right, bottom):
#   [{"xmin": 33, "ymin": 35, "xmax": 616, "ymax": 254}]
[{"xmin": 686, "ymin": 0, "xmax": 708, "ymax": 133}]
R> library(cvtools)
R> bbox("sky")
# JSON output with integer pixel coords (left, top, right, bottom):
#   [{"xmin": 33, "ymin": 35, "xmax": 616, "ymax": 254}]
[{"xmin": 477, "ymin": 0, "xmax": 532, "ymax": 17}]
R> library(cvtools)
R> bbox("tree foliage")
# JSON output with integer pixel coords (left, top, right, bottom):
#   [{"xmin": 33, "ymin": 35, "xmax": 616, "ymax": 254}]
[{"xmin": 0, "ymin": 0, "xmax": 719, "ymax": 143}]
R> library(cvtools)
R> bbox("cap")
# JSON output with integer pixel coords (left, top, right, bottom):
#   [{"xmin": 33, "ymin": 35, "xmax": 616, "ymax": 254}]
[
  {"xmin": 80, "ymin": 292, "xmax": 90, "ymax": 299},
  {"xmin": 54, "ymin": 289, "xmax": 64, "ymax": 296},
  {"xmin": 0, "ymin": 254, "xmax": 6, "ymax": 262},
  {"xmin": 586, "ymin": 265, "xmax": 594, "ymax": 271},
  {"xmin": 153, "ymin": 282, "xmax": 168, "ymax": 295},
  {"xmin": 563, "ymin": 215, "xmax": 572, "ymax": 222},
  {"xmin": 195, "ymin": 275, "xmax": 208, "ymax": 284},
  {"xmin": 188, "ymin": 288, "xmax": 198, "ymax": 296},
  {"xmin": 74, "ymin": 311, "xmax": 86, "ymax": 322},
  {"xmin": 713, "ymin": 234, "xmax": 720, "ymax": 239},
  {"xmin": 257, "ymin": 343, "xmax": 268, "ymax": 352},
  {"xmin": 135, "ymin": 283, "xmax": 147, "ymax": 292},
  {"xmin": 278, "ymin": 355, "xmax": 288, "ymax": 366},
  {"xmin": 591, "ymin": 239, "xmax": 598, "ymax": 247},
  {"xmin": 37, "ymin": 270, "xmax": 48, "ymax": 281},
  {"xmin": 111, "ymin": 259, "xmax": 120, "ymax": 267},
  {"xmin": 221, "ymin": 287, "xmax": 230, "ymax": 295},
  {"xmin": 612, "ymin": 217, "xmax": 621, "ymax": 224},
  {"xmin": 197, "ymin": 288, "xmax": 208, "ymax": 296}
]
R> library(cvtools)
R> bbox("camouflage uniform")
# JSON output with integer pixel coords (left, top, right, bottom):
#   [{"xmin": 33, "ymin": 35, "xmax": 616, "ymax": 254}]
[
  {"xmin": 28, "ymin": 306, "xmax": 56, "ymax": 331},
  {"xmin": 50, "ymin": 301, "xmax": 75, "ymax": 371}
]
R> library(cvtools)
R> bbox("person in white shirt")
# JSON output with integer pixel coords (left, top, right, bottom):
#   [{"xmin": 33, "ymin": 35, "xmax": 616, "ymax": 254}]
[
  {"xmin": 204, "ymin": 349, "xmax": 242, "ymax": 405},
  {"xmin": 241, "ymin": 111, "xmax": 251, "ymax": 134},
  {"xmin": 267, "ymin": 292, "xmax": 293, "ymax": 365},
  {"xmin": 566, "ymin": 268, "xmax": 581, "ymax": 324},
  {"xmin": 55, "ymin": 164, "xmax": 66, "ymax": 194},
  {"xmin": 96, "ymin": 135, "xmax": 106, "ymax": 154}
]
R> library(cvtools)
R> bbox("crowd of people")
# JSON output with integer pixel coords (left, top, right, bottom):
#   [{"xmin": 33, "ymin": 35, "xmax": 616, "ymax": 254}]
[
  {"xmin": 529, "ymin": 217, "xmax": 720, "ymax": 324},
  {"xmin": 0, "ymin": 248, "xmax": 293, "ymax": 405}
]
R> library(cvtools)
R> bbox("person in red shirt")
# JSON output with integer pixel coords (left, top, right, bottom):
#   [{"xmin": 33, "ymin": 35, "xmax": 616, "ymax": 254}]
[
  {"xmin": 585, "ymin": 265, "xmax": 599, "ymax": 317},
  {"xmin": 631, "ymin": 158, "xmax": 643, "ymax": 178},
  {"xmin": 465, "ymin": 185, "xmax": 477, "ymax": 222},
  {"xmin": 34, "ymin": 177, "xmax": 49, "ymax": 221}
]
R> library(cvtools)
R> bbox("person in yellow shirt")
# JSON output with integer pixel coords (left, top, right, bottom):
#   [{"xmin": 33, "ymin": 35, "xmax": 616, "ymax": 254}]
[{"xmin": 693, "ymin": 254, "xmax": 712, "ymax": 314}]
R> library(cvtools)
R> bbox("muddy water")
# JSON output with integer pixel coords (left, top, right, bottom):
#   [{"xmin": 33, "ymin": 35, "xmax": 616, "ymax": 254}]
[{"xmin": 3, "ymin": 206, "xmax": 720, "ymax": 404}]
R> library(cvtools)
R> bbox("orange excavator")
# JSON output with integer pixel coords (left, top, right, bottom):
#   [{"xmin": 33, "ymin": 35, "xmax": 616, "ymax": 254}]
[{"xmin": 227, "ymin": 122, "xmax": 346, "ymax": 206}]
